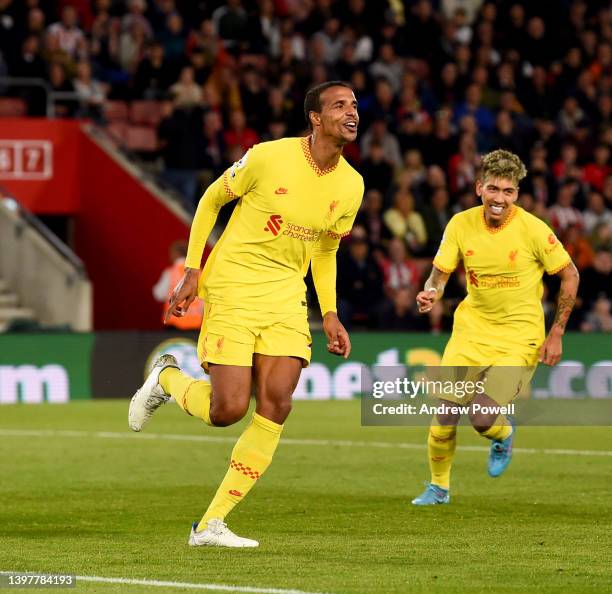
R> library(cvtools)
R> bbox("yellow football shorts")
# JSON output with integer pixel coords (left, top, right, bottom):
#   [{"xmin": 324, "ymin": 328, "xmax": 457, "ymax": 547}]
[
  {"xmin": 433, "ymin": 334, "xmax": 539, "ymax": 406},
  {"xmin": 196, "ymin": 303, "xmax": 312, "ymax": 371}
]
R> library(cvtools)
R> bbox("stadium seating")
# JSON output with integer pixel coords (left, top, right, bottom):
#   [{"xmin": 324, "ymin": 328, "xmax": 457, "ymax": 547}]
[{"xmin": 0, "ymin": 98, "xmax": 27, "ymax": 117}]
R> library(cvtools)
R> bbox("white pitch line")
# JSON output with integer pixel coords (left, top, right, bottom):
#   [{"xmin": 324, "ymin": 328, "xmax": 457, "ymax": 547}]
[
  {"xmin": 1, "ymin": 428, "xmax": 612, "ymax": 457},
  {"xmin": 0, "ymin": 573, "xmax": 328, "ymax": 594}
]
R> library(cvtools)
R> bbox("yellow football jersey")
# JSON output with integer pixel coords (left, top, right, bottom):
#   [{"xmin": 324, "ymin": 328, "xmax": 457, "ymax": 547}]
[
  {"xmin": 196, "ymin": 137, "xmax": 364, "ymax": 314},
  {"xmin": 433, "ymin": 205, "xmax": 571, "ymax": 349}
]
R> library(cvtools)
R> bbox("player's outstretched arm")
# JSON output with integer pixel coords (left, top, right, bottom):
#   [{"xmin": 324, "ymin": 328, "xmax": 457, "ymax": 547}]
[
  {"xmin": 416, "ymin": 266, "xmax": 450, "ymax": 314},
  {"xmin": 539, "ymin": 261, "xmax": 580, "ymax": 366},
  {"xmin": 165, "ymin": 175, "xmax": 237, "ymax": 322}
]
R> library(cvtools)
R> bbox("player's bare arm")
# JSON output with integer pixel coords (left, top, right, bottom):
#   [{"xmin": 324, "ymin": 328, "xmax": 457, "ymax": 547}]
[
  {"xmin": 539, "ymin": 262, "xmax": 580, "ymax": 366},
  {"xmin": 165, "ymin": 267, "xmax": 200, "ymax": 322},
  {"xmin": 416, "ymin": 266, "xmax": 450, "ymax": 313},
  {"xmin": 323, "ymin": 311, "xmax": 351, "ymax": 358}
]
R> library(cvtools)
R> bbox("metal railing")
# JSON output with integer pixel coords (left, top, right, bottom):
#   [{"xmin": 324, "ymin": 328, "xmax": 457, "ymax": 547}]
[
  {"xmin": 0, "ymin": 76, "xmax": 82, "ymax": 118},
  {"xmin": 0, "ymin": 187, "xmax": 92, "ymax": 331}
]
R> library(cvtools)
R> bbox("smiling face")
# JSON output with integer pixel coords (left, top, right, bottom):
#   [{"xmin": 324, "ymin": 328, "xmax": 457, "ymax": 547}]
[
  {"xmin": 477, "ymin": 176, "xmax": 519, "ymax": 226},
  {"xmin": 311, "ymin": 85, "xmax": 359, "ymax": 145}
]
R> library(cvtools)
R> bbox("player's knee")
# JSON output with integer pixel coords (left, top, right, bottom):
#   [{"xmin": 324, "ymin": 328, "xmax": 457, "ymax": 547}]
[
  {"xmin": 469, "ymin": 410, "xmax": 495, "ymax": 433},
  {"xmin": 209, "ymin": 397, "xmax": 249, "ymax": 427},
  {"xmin": 257, "ymin": 393, "xmax": 292, "ymax": 424},
  {"xmin": 436, "ymin": 412, "xmax": 460, "ymax": 427}
]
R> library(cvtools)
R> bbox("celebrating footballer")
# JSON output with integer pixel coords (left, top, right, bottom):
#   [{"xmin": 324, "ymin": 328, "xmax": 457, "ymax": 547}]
[
  {"xmin": 128, "ymin": 81, "xmax": 364, "ymax": 546},
  {"xmin": 412, "ymin": 149, "xmax": 580, "ymax": 506}
]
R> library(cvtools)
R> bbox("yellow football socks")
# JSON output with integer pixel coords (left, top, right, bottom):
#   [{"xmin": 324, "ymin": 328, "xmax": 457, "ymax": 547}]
[
  {"xmin": 428, "ymin": 423, "xmax": 457, "ymax": 490},
  {"xmin": 197, "ymin": 412, "xmax": 282, "ymax": 531},
  {"xmin": 480, "ymin": 418, "xmax": 513, "ymax": 441},
  {"xmin": 159, "ymin": 368, "xmax": 212, "ymax": 426}
]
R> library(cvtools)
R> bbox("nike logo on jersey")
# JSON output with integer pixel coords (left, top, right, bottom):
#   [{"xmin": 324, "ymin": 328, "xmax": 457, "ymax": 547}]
[{"xmin": 275, "ymin": 187, "xmax": 288, "ymax": 195}]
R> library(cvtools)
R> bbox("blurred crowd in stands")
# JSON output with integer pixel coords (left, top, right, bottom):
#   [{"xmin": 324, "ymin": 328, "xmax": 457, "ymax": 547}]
[{"xmin": 0, "ymin": 0, "xmax": 610, "ymax": 332}]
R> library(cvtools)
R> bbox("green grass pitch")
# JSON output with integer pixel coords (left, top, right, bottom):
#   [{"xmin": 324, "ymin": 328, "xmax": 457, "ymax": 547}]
[{"xmin": 1, "ymin": 400, "xmax": 611, "ymax": 593}]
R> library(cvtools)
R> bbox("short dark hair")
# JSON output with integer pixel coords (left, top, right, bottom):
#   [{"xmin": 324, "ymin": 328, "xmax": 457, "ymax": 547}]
[{"xmin": 303, "ymin": 81, "xmax": 352, "ymax": 130}]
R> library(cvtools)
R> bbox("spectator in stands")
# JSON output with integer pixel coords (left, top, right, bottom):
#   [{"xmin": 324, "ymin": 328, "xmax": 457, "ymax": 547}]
[
  {"xmin": 581, "ymin": 295, "xmax": 612, "ymax": 333},
  {"xmin": 549, "ymin": 181, "xmax": 584, "ymax": 233},
  {"xmin": 223, "ymin": 109, "xmax": 259, "ymax": 153},
  {"xmin": 377, "ymin": 287, "xmax": 422, "ymax": 331},
  {"xmin": 422, "ymin": 109, "xmax": 457, "ymax": 168},
  {"xmin": 169, "ymin": 65, "xmax": 202, "ymax": 108},
  {"xmin": 383, "ymin": 190, "xmax": 427, "ymax": 255},
  {"xmin": 185, "ymin": 19, "xmax": 220, "ymax": 66},
  {"xmin": 583, "ymin": 144, "xmax": 611, "ymax": 192},
  {"xmin": 46, "ymin": 5, "xmax": 85, "ymax": 61},
  {"xmin": 153, "ymin": 239, "xmax": 203, "ymax": 330},
  {"xmin": 355, "ymin": 189, "xmax": 385, "ymax": 256},
  {"xmin": 360, "ymin": 118, "xmax": 402, "ymax": 170},
  {"xmin": 403, "ymin": 150, "xmax": 427, "ymax": 188},
  {"xmin": 579, "ymin": 249, "xmax": 612, "ymax": 315},
  {"xmin": 11, "ymin": 35, "xmax": 47, "ymax": 115},
  {"xmin": 491, "ymin": 110, "xmax": 524, "ymax": 158},
  {"xmin": 90, "ymin": 1, "xmax": 121, "ymax": 77},
  {"xmin": 584, "ymin": 191, "xmax": 612, "ymax": 234},
  {"xmin": 422, "ymin": 187, "xmax": 451, "ymax": 256},
  {"xmin": 312, "ymin": 18, "xmax": 343, "ymax": 65},
  {"xmin": 563, "ymin": 224, "xmax": 594, "ymax": 271},
  {"xmin": 212, "ymin": 0, "xmax": 248, "ymax": 52},
  {"xmin": 240, "ymin": 67, "xmax": 268, "ymax": 133},
  {"xmin": 73, "ymin": 60, "xmax": 107, "ymax": 122},
  {"xmin": 590, "ymin": 221, "xmax": 612, "ymax": 253},
  {"xmin": 337, "ymin": 226, "xmax": 384, "ymax": 329},
  {"xmin": 201, "ymin": 109, "xmax": 226, "ymax": 179},
  {"xmin": 448, "ymin": 132, "xmax": 479, "ymax": 194},
  {"xmin": 158, "ymin": 98, "xmax": 206, "ymax": 208},
  {"xmin": 553, "ymin": 143, "xmax": 580, "ymax": 181},
  {"xmin": 48, "ymin": 61, "xmax": 78, "ymax": 117},
  {"xmin": 14, "ymin": 35, "xmax": 47, "ymax": 79},
  {"xmin": 133, "ymin": 41, "xmax": 172, "ymax": 99},
  {"xmin": 360, "ymin": 141, "xmax": 393, "ymax": 195},
  {"xmin": 369, "ymin": 43, "xmax": 403, "ymax": 93},
  {"xmin": 121, "ymin": 0, "xmax": 152, "ymax": 40},
  {"xmin": 380, "ymin": 238, "xmax": 421, "ymax": 300},
  {"xmin": 453, "ymin": 189, "xmax": 477, "ymax": 213},
  {"xmin": 159, "ymin": 12, "xmax": 186, "ymax": 63},
  {"xmin": 454, "ymin": 83, "xmax": 494, "ymax": 135},
  {"xmin": 557, "ymin": 96, "xmax": 587, "ymax": 138},
  {"xmin": 118, "ymin": 19, "xmax": 147, "ymax": 74}
]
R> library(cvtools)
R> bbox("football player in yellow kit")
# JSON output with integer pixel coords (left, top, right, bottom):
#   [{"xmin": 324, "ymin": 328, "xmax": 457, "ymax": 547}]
[
  {"xmin": 129, "ymin": 82, "xmax": 364, "ymax": 545},
  {"xmin": 412, "ymin": 149, "xmax": 580, "ymax": 505}
]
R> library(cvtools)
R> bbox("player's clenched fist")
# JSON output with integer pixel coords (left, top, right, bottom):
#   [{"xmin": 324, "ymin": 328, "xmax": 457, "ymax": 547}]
[{"xmin": 416, "ymin": 288, "xmax": 437, "ymax": 313}]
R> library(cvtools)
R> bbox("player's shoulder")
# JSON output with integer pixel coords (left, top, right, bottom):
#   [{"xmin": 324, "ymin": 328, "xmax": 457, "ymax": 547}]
[
  {"xmin": 447, "ymin": 206, "xmax": 482, "ymax": 229},
  {"xmin": 515, "ymin": 206, "xmax": 550, "ymax": 231},
  {"xmin": 338, "ymin": 155, "xmax": 364, "ymax": 196},
  {"xmin": 514, "ymin": 207, "xmax": 558, "ymax": 243},
  {"xmin": 250, "ymin": 137, "xmax": 301, "ymax": 157},
  {"xmin": 339, "ymin": 155, "xmax": 363, "ymax": 182}
]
